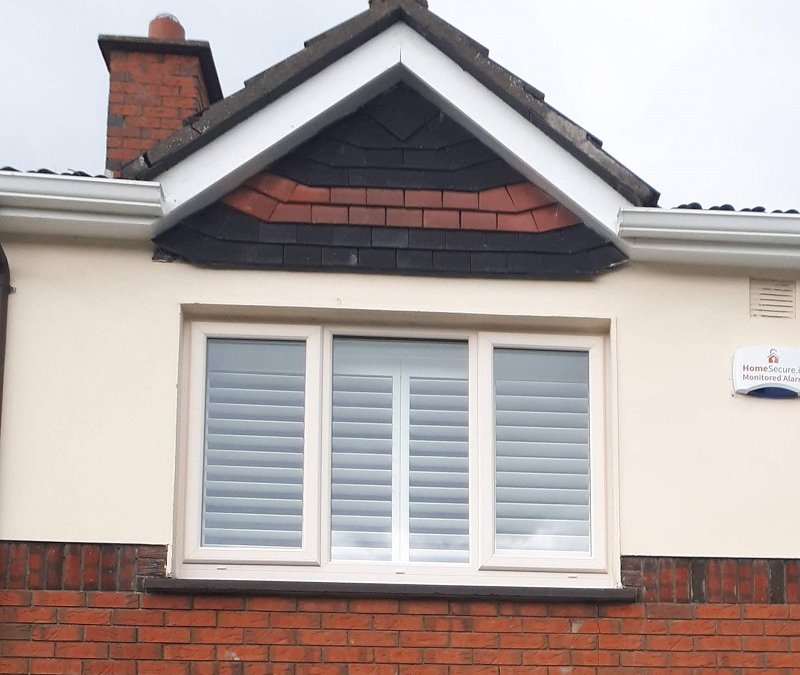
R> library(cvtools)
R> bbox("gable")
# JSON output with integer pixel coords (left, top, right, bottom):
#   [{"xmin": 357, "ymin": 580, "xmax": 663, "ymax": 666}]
[
  {"xmin": 155, "ymin": 85, "xmax": 624, "ymax": 279},
  {"xmin": 126, "ymin": 3, "xmax": 656, "ymax": 243}
]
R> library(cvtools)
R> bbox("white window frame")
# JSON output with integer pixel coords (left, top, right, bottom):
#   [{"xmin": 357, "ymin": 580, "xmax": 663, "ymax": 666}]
[
  {"xmin": 477, "ymin": 332, "xmax": 607, "ymax": 574},
  {"xmin": 176, "ymin": 320, "xmax": 614, "ymax": 587},
  {"xmin": 181, "ymin": 321, "xmax": 322, "ymax": 567},
  {"xmin": 318, "ymin": 326, "xmax": 480, "ymax": 575}
]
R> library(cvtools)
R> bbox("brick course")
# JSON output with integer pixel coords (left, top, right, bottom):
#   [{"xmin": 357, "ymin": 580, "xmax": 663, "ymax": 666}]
[
  {"xmin": 3, "ymin": 546, "xmax": 800, "ymax": 673},
  {"xmin": 221, "ymin": 173, "xmax": 579, "ymax": 235}
]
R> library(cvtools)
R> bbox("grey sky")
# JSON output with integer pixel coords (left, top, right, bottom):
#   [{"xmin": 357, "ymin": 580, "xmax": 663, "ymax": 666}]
[{"xmin": 2, "ymin": 0, "xmax": 799, "ymax": 210}]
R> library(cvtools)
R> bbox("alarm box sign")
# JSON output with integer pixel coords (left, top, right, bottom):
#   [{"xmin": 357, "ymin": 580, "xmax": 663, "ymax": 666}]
[{"xmin": 733, "ymin": 345, "xmax": 800, "ymax": 398}]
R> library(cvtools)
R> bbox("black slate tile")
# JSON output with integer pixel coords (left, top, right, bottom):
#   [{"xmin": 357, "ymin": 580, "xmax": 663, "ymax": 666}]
[
  {"xmin": 508, "ymin": 251, "xmax": 546, "ymax": 275},
  {"xmin": 259, "ymin": 223, "xmax": 297, "ymax": 244},
  {"xmin": 517, "ymin": 229, "xmax": 566, "ymax": 253},
  {"xmin": 367, "ymin": 84, "xmax": 439, "ymax": 140},
  {"xmin": 222, "ymin": 209, "xmax": 261, "ymax": 243},
  {"xmin": 359, "ymin": 248, "xmax": 396, "ymax": 270},
  {"xmin": 372, "ymin": 227, "xmax": 409, "ymax": 249},
  {"xmin": 471, "ymin": 252, "xmax": 508, "ymax": 274},
  {"xmin": 409, "ymin": 229, "xmax": 447, "ymax": 250},
  {"xmin": 347, "ymin": 167, "xmax": 395, "ymax": 188},
  {"xmin": 439, "ymin": 160, "xmax": 524, "ymax": 191},
  {"xmin": 271, "ymin": 156, "xmax": 349, "ymax": 186},
  {"xmin": 397, "ymin": 249, "xmax": 433, "ymax": 272},
  {"xmin": 565, "ymin": 250, "xmax": 600, "ymax": 276},
  {"xmin": 244, "ymin": 244, "xmax": 283, "ymax": 266},
  {"xmin": 322, "ymin": 247, "xmax": 358, "ymax": 267},
  {"xmin": 560, "ymin": 223, "xmax": 607, "ymax": 253},
  {"xmin": 284, "ymin": 245, "xmax": 322, "ymax": 267},
  {"xmin": 198, "ymin": 237, "xmax": 248, "ymax": 266},
  {"xmin": 409, "ymin": 116, "xmax": 473, "ymax": 148},
  {"xmin": 538, "ymin": 253, "xmax": 580, "ymax": 278},
  {"xmin": 481, "ymin": 231, "xmax": 519, "ymax": 251},
  {"xmin": 365, "ymin": 148, "xmax": 404, "ymax": 168},
  {"xmin": 186, "ymin": 217, "xmax": 223, "ymax": 240},
  {"xmin": 445, "ymin": 230, "xmax": 484, "ymax": 251},
  {"xmin": 297, "ymin": 136, "xmax": 367, "ymax": 167},
  {"xmin": 333, "ymin": 225, "xmax": 371, "ymax": 247},
  {"xmin": 333, "ymin": 115, "xmax": 398, "ymax": 149},
  {"xmin": 297, "ymin": 224, "xmax": 334, "ymax": 246},
  {"xmin": 433, "ymin": 251, "xmax": 470, "ymax": 274},
  {"xmin": 402, "ymin": 149, "xmax": 437, "ymax": 169}
]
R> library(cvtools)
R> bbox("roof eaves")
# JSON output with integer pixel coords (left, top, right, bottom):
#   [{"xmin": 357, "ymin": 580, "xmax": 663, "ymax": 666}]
[{"xmin": 619, "ymin": 206, "xmax": 800, "ymax": 269}]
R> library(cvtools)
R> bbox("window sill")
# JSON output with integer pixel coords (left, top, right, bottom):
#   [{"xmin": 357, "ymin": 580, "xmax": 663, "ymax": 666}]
[{"xmin": 141, "ymin": 577, "xmax": 637, "ymax": 603}]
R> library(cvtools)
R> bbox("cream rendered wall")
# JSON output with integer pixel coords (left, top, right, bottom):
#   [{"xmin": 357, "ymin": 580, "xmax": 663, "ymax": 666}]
[{"xmin": 0, "ymin": 236, "xmax": 798, "ymax": 557}]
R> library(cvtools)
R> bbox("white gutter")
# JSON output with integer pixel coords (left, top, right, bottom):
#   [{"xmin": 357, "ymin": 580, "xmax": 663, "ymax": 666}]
[
  {"xmin": 0, "ymin": 171, "xmax": 163, "ymax": 241},
  {"xmin": 619, "ymin": 207, "xmax": 800, "ymax": 270}
]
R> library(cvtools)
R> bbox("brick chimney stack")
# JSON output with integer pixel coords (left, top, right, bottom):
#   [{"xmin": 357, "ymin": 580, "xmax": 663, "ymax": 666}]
[{"xmin": 98, "ymin": 15, "xmax": 222, "ymax": 175}]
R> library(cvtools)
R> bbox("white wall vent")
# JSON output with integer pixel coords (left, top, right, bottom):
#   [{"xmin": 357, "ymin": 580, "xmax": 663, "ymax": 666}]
[{"xmin": 749, "ymin": 278, "xmax": 796, "ymax": 318}]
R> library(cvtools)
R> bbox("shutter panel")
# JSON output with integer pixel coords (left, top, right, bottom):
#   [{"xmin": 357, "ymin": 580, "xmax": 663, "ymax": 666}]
[
  {"xmin": 408, "ymin": 376, "xmax": 469, "ymax": 563},
  {"xmin": 202, "ymin": 339, "xmax": 305, "ymax": 548},
  {"xmin": 331, "ymin": 338, "xmax": 468, "ymax": 563},
  {"xmin": 330, "ymin": 373, "xmax": 394, "ymax": 561},
  {"xmin": 493, "ymin": 348, "xmax": 591, "ymax": 556}
]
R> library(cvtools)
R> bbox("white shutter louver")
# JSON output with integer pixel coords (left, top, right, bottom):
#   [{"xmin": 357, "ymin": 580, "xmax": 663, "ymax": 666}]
[
  {"xmin": 494, "ymin": 348, "xmax": 591, "ymax": 556},
  {"xmin": 331, "ymin": 338, "xmax": 468, "ymax": 564},
  {"xmin": 202, "ymin": 339, "xmax": 306, "ymax": 548}
]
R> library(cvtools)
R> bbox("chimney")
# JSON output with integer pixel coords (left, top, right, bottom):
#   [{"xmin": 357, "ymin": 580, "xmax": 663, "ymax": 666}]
[{"xmin": 98, "ymin": 15, "xmax": 223, "ymax": 175}]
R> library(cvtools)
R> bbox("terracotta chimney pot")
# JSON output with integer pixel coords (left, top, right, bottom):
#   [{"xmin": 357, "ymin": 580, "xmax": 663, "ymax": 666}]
[{"xmin": 148, "ymin": 14, "xmax": 186, "ymax": 41}]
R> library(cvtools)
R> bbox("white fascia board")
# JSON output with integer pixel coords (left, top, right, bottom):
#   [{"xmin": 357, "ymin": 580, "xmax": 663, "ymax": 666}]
[
  {"xmin": 396, "ymin": 29, "xmax": 632, "ymax": 237},
  {"xmin": 154, "ymin": 24, "xmax": 632, "ymax": 238},
  {"xmin": 619, "ymin": 207, "xmax": 800, "ymax": 270},
  {"xmin": 0, "ymin": 171, "xmax": 163, "ymax": 241}
]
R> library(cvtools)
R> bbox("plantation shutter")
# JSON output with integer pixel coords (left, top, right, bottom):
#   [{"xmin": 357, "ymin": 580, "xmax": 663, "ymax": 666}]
[
  {"xmin": 493, "ymin": 348, "xmax": 591, "ymax": 556},
  {"xmin": 330, "ymin": 370, "xmax": 394, "ymax": 561},
  {"xmin": 331, "ymin": 338, "xmax": 468, "ymax": 563},
  {"xmin": 408, "ymin": 375, "xmax": 469, "ymax": 563},
  {"xmin": 202, "ymin": 339, "xmax": 306, "ymax": 548}
]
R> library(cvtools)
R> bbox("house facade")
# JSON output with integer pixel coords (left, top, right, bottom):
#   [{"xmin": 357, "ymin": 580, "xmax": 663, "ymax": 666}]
[{"xmin": 2, "ymin": 1, "xmax": 800, "ymax": 672}]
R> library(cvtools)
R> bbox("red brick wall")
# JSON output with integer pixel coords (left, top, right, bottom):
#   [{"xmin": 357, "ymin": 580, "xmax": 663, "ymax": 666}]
[
  {"xmin": 3, "ymin": 543, "xmax": 800, "ymax": 674},
  {"xmin": 105, "ymin": 50, "xmax": 211, "ymax": 173}
]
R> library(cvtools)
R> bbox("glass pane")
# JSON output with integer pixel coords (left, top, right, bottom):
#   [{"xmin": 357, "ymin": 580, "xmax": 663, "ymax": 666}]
[
  {"xmin": 202, "ymin": 339, "xmax": 305, "ymax": 548},
  {"xmin": 494, "ymin": 348, "xmax": 590, "ymax": 556},
  {"xmin": 331, "ymin": 338, "xmax": 469, "ymax": 563}
]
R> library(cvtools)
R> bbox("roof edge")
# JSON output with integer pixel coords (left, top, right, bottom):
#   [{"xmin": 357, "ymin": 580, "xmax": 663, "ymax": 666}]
[
  {"xmin": 98, "ymin": 35, "xmax": 223, "ymax": 104},
  {"xmin": 619, "ymin": 207, "xmax": 800, "ymax": 270},
  {"xmin": 0, "ymin": 170, "xmax": 163, "ymax": 241}
]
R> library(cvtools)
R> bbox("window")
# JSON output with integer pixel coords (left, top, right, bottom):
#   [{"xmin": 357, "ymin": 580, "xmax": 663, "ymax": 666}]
[{"xmin": 178, "ymin": 322, "xmax": 612, "ymax": 587}]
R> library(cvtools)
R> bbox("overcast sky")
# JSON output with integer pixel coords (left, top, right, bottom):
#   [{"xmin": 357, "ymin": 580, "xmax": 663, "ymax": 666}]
[{"xmin": 2, "ymin": 0, "xmax": 799, "ymax": 210}]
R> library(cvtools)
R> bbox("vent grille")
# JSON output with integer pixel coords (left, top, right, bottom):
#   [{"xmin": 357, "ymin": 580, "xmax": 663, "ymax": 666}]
[{"xmin": 750, "ymin": 279, "xmax": 796, "ymax": 319}]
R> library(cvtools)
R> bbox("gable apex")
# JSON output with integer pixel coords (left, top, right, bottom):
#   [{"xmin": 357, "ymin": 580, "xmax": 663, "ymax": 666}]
[{"xmin": 120, "ymin": 2, "xmax": 656, "ymax": 212}]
